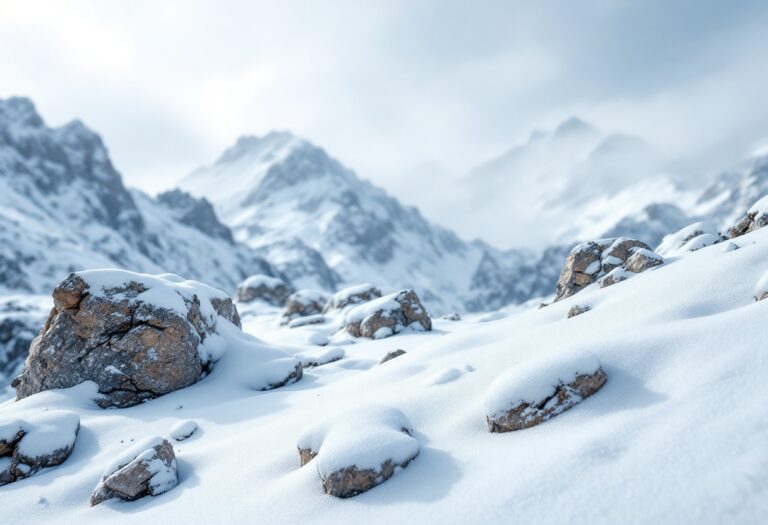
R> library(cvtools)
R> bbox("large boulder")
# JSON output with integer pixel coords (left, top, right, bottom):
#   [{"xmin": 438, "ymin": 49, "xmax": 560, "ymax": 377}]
[
  {"xmin": 555, "ymin": 237, "xmax": 661, "ymax": 300},
  {"xmin": 297, "ymin": 406, "xmax": 419, "ymax": 498},
  {"xmin": 322, "ymin": 283, "xmax": 382, "ymax": 313},
  {"xmin": 235, "ymin": 274, "xmax": 294, "ymax": 306},
  {"xmin": 14, "ymin": 270, "xmax": 241, "ymax": 408},
  {"xmin": 344, "ymin": 290, "xmax": 431, "ymax": 339},
  {"xmin": 90, "ymin": 437, "xmax": 178, "ymax": 506},
  {"xmin": 485, "ymin": 352, "xmax": 607, "ymax": 432},
  {"xmin": 280, "ymin": 290, "xmax": 329, "ymax": 326},
  {"xmin": 0, "ymin": 411, "xmax": 80, "ymax": 486}
]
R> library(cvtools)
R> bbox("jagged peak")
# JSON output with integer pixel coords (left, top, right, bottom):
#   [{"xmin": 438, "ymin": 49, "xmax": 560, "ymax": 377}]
[
  {"xmin": 0, "ymin": 96, "xmax": 44, "ymax": 128},
  {"xmin": 215, "ymin": 130, "xmax": 306, "ymax": 165},
  {"xmin": 552, "ymin": 116, "xmax": 597, "ymax": 138}
]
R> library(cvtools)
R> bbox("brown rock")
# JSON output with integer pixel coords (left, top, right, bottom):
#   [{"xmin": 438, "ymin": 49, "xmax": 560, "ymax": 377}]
[
  {"xmin": 235, "ymin": 275, "xmax": 294, "ymax": 307},
  {"xmin": 322, "ymin": 458, "xmax": 415, "ymax": 498},
  {"xmin": 345, "ymin": 290, "xmax": 431, "ymax": 339},
  {"xmin": 323, "ymin": 284, "xmax": 382, "ymax": 313},
  {"xmin": 624, "ymin": 249, "xmax": 664, "ymax": 273},
  {"xmin": 280, "ymin": 290, "xmax": 329, "ymax": 326},
  {"xmin": 487, "ymin": 368, "xmax": 607, "ymax": 432}
]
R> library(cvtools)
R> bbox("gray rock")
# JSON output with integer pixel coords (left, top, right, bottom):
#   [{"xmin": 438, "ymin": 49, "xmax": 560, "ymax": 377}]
[
  {"xmin": 323, "ymin": 284, "xmax": 382, "ymax": 313},
  {"xmin": 90, "ymin": 438, "xmax": 178, "ymax": 506},
  {"xmin": 379, "ymin": 349, "xmax": 406, "ymax": 364},
  {"xmin": 236, "ymin": 274, "xmax": 295, "ymax": 306},
  {"xmin": 567, "ymin": 305, "xmax": 591, "ymax": 318},
  {"xmin": 280, "ymin": 290, "xmax": 329, "ymax": 326},
  {"xmin": 624, "ymin": 248, "xmax": 664, "ymax": 273},
  {"xmin": 345, "ymin": 290, "xmax": 432, "ymax": 339}
]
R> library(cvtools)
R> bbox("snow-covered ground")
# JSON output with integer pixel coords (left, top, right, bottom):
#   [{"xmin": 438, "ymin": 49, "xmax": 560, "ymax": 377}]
[{"xmin": 1, "ymin": 222, "xmax": 768, "ymax": 523}]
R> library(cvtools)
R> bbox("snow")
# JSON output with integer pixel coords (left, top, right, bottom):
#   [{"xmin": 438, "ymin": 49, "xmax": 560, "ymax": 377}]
[
  {"xmin": 345, "ymin": 293, "xmax": 401, "ymax": 324},
  {"xmin": 14, "ymin": 411, "xmax": 80, "ymax": 459},
  {"xmin": 294, "ymin": 347, "xmax": 345, "ymax": 368},
  {"xmin": 484, "ymin": 351, "xmax": 603, "ymax": 418},
  {"xmin": 656, "ymin": 221, "xmax": 721, "ymax": 257},
  {"xmin": 296, "ymin": 405, "xmax": 419, "ymax": 476},
  {"xmin": 170, "ymin": 420, "xmax": 198, "ymax": 441},
  {"xmin": 2, "ymin": 219, "xmax": 768, "ymax": 523},
  {"xmin": 304, "ymin": 331, "xmax": 330, "ymax": 346},
  {"xmin": 425, "ymin": 368, "xmax": 462, "ymax": 386}
]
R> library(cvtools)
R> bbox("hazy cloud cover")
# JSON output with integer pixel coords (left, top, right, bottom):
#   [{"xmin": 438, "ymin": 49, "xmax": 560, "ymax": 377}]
[{"xmin": 1, "ymin": 0, "xmax": 767, "ymax": 227}]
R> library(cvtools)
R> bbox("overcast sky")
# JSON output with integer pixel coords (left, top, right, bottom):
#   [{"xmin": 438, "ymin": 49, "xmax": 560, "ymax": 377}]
[{"xmin": 2, "ymin": 0, "xmax": 768, "ymax": 206}]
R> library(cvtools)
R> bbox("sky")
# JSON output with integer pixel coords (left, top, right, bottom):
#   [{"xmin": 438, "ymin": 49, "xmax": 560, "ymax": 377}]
[{"xmin": 1, "ymin": 0, "xmax": 768, "ymax": 232}]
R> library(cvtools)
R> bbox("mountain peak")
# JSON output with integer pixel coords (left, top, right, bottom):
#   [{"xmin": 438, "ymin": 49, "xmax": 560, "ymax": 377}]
[
  {"xmin": 553, "ymin": 116, "xmax": 596, "ymax": 138},
  {"xmin": 216, "ymin": 130, "xmax": 302, "ymax": 165},
  {"xmin": 0, "ymin": 96, "xmax": 44, "ymax": 129}
]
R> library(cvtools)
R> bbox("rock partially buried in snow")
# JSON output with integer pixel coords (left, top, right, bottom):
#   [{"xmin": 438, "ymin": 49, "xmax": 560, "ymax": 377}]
[
  {"xmin": 297, "ymin": 406, "xmax": 419, "ymax": 498},
  {"xmin": 0, "ymin": 411, "xmax": 80, "ymax": 486},
  {"xmin": 379, "ymin": 349, "xmax": 406, "ymax": 364},
  {"xmin": 441, "ymin": 312, "xmax": 462, "ymax": 321},
  {"xmin": 91, "ymin": 437, "xmax": 178, "ymax": 506},
  {"xmin": 344, "ymin": 290, "xmax": 432, "ymax": 339},
  {"xmin": 728, "ymin": 194, "xmax": 768, "ymax": 239},
  {"xmin": 567, "ymin": 305, "xmax": 591, "ymax": 318},
  {"xmin": 14, "ymin": 270, "xmax": 241, "ymax": 408},
  {"xmin": 555, "ymin": 238, "xmax": 657, "ymax": 300},
  {"xmin": 280, "ymin": 290, "xmax": 329, "ymax": 326},
  {"xmin": 624, "ymin": 248, "xmax": 664, "ymax": 273},
  {"xmin": 656, "ymin": 221, "xmax": 724, "ymax": 257},
  {"xmin": 485, "ymin": 352, "xmax": 607, "ymax": 432},
  {"xmin": 322, "ymin": 283, "xmax": 382, "ymax": 313},
  {"xmin": 295, "ymin": 347, "xmax": 344, "ymax": 368},
  {"xmin": 170, "ymin": 420, "xmax": 198, "ymax": 441},
  {"xmin": 288, "ymin": 314, "xmax": 326, "ymax": 329},
  {"xmin": 235, "ymin": 274, "xmax": 295, "ymax": 306},
  {"xmin": 305, "ymin": 331, "xmax": 330, "ymax": 346}
]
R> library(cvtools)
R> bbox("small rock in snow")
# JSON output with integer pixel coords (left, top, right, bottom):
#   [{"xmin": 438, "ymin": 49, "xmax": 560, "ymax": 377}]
[
  {"xmin": 567, "ymin": 305, "xmax": 591, "ymax": 318},
  {"xmin": 280, "ymin": 290, "xmax": 329, "ymax": 325},
  {"xmin": 170, "ymin": 420, "xmax": 198, "ymax": 441},
  {"xmin": 344, "ymin": 290, "xmax": 431, "ymax": 339},
  {"xmin": 296, "ymin": 347, "xmax": 345, "ymax": 368},
  {"xmin": 288, "ymin": 314, "xmax": 326, "ymax": 329},
  {"xmin": 379, "ymin": 349, "xmax": 406, "ymax": 364},
  {"xmin": 441, "ymin": 312, "xmax": 462, "ymax": 321},
  {"xmin": 323, "ymin": 283, "xmax": 382, "ymax": 313},
  {"xmin": 235, "ymin": 274, "xmax": 295, "ymax": 306}
]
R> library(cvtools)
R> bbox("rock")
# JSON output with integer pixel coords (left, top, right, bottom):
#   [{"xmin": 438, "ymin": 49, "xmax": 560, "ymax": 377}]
[
  {"xmin": 280, "ymin": 290, "xmax": 329, "ymax": 326},
  {"xmin": 287, "ymin": 314, "xmax": 326, "ymax": 329},
  {"xmin": 728, "ymin": 194, "xmax": 768, "ymax": 238},
  {"xmin": 235, "ymin": 274, "xmax": 295, "ymax": 306},
  {"xmin": 379, "ymin": 349, "xmax": 406, "ymax": 364},
  {"xmin": 297, "ymin": 406, "xmax": 419, "ymax": 498},
  {"xmin": 170, "ymin": 420, "xmax": 198, "ymax": 441},
  {"xmin": 90, "ymin": 437, "xmax": 178, "ymax": 506},
  {"xmin": 15, "ymin": 270, "xmax": 241, "ymax": 408},
  {"xmin": 567, "ymin": 305, "xmax": 591, "ymax": 318},
  {"xmin": 441, "ymin": 312, "xmax": 462, "ymax": 321},
  {"xmin": 295, "ymin": 347, "xmax": 345, "ymax": 368},
  {"xmin": 323, "ymin": 283, "xmax": 382, "ymax": 313},
  {"xmin": 0, "ymin": 411, "xmax": 80, "ymax": 486},
  {"xmin": 624, "ymin": 248, "xmax": 664, "ymax": 273},
  {"xmin": 656, "ymin": 221, "xmax": 724, "ymax": 257},
  {"xmin": 485, "ymin": 353, "xmax": 607, "ymax": 432},
  {"xmin": 599, "ymin": 268, "xmax": 630, "ymax": 288},
  {"xmin": 344, "ymin": 290, "xmax": 432, "ymax": 339},
  {"xmin": 555, "ymin": 237, "xmax": 659, "ymax": 300}
]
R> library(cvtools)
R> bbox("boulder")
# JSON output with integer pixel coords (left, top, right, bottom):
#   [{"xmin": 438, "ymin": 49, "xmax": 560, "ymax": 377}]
[
  {"xmin": 379, "ymin": 349, "xmax": 406, "ymax": 364},
  {"xmin": 91, "ymin": 437, "xmax": 178, "ymax": 506},
  {"xmin": 599, "ymin": 268, "xmax": 630, "ymax": 288},
  {"xmin": 235, "ymin": 274, "xmax": 295, "ymax": 306},
  {"xmin": 555, "ymin": 237, "xmax": 661, "ymax": 300},
  {"xmin": 485, "ymin": 352, "xmax": 607, "ymax": 432},
  {"xmin": 15, "ymin": 270, "xmax": 241, "ymax": 408},
  {"xmin": 728, "ymin": 194, "xmax": 768, "ymax": 238},
  {"xmin": 280, "ymin": 290, "xmax": 329, "ymax": 326},
  {"xmin": 297, "ymin": 406, "xmax": 419, "ymax": 498},
  {"xmin": 567, "ymin": 305, "xmax": 591, "ymax": 318},
  {"xmin": 624, "ymin": 248, "xmax": 665, "ymax": 273},
  {"xmin": 0, "ymin": 411, "xmax": 80, "ymax": 486},
  {"xmin": 323, "ymin": 283, "xmax": 382, "ymax": 313},
  {"xmin": 344, "ymin": 290, "xmax": 432, "ymax": 339}
]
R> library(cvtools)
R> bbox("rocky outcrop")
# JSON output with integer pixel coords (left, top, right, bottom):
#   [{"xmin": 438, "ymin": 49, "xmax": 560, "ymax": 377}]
[
  {"xmin": 236, "ymin": 274, "xmax": 295, "ymax": 306},
  {"xmin": 555, "ymin": 238, "xmax": 662, "ymax": 300},
  {"xmin": 156, "ymin": 189, "xmax": 234, "ymax": 243},
  {"xmin": 90, "ymin": 437, "xmax": 178, "ymax": 506},
  {"xmin": 623, "ymin": 248, "xmax": 664, "ymax": 273},
  {"xmin": 14, "ymin": 270, "xmax": 241, "ymax": 408},
  {"xmin": 322, "ymin": 284, "xmax": 381, "ymax": 313},
  {"xmin": 280, "ymin": 290, "xmax": 329, "ymax": 326},
  {"xmin": 379, "ymin": 349, "xmax": 406, "ymax": 364},
  {"xmin": 344, "ymin": 290, "xmax": 432, "ymax": 339},
  {"xmin": 0, "ymin": 411, "xmax": 80, "ymax": 486},
  {"xmin": 486, "ymin": 356, "xmax": 607, "ymax": 433}
]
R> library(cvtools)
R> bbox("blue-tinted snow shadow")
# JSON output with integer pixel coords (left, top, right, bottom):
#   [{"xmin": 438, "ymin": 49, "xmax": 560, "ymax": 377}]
[{"xmin": 589, "ymin": 366, "xmax": 666, "ymax": 414}]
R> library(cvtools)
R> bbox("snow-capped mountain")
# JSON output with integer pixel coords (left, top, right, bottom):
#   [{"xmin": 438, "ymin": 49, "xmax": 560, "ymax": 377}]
[
  {"xmin": 180, "ymin": 132, "xmax": 560, "ymax": 312},
  {"xmin": 448, "ymin": 117, "xmax": 687, "ymax": 248},
  {"xmin": 0, "ymin": 97, "xmax": 276, "ymax": 295}
]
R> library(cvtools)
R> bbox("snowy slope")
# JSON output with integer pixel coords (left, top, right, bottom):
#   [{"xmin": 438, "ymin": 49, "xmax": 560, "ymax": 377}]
[
  {"xmin": 0, "ymin": 97, "xmax": 276, "ymax": 295},
  {"xmin": 1, "ymin": 206, "xmax": 768, "ymax": 523},
  {"xmin": 451, "ymin": 117, "xmax": 693, "ymax": 248},
  {"xmin": 180, "ymin": 133, "xmax": 554, "ymax": 312}
]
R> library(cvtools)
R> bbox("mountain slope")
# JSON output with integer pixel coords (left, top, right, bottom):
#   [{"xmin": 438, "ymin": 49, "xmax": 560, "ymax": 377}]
[
  {"xmin": 181, "ymin": 133, "xmax": 556, "ymax": 312},
  {"xmin": 0, "ymin": 97, "xmax": 276, "ymax": 295}
]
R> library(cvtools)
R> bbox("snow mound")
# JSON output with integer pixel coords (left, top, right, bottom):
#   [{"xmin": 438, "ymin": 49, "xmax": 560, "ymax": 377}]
[
  {"xmin": 170, "ymin": 420, "xmax": 198, "ymax": 441},
  {"xmin": 297, "ymin": 405, "xmax": 419, "ymax": 497},
  {"xmin": 295, "ymin": 347, "xmax": 345, "ymax": 368},
  {"xmin": 485, "ymin": 351, "xmax": 607, "ymax": 431},
  {"xmin": 425, "ymin": 368, "xmax": 462, "ymax": 385},
  {"xmin": 323, "ymin": 283, "xmax": 382, "ymax": 313},
  {"xmin": 656, "ymin": 221, "xmax": 723, "ymax": 257}
]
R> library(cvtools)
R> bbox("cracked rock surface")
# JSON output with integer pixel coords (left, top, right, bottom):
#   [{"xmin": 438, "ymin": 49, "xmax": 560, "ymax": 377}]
[{"xmin": 14, "ymin": 271, "xmax": 241, "ymax": 408}]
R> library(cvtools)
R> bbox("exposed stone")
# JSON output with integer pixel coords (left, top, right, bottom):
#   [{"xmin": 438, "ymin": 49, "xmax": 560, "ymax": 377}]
[
  {"xmin": 14, "ymin": 271, "xmax": 241, "ymax": 408},
  {"xmin": 345, "ymin": 290, "xmax": 432, "ymax": 339},
  {"xmin": 567, "ymin": 305, "xmax": 591, "ymax": 318},
  {"xmin": 599, "ymin": 268, "xmax": 630, "ymax": 288},
  {"xmin": 487, "ymin": 368, "xmax": 607, "ymax": 432},
  {"xmin": 624, "ymin": 248, "xmax": 664, "ymax": 273},
  {"xmin": 90, "ymin": 438, "xmax": 178, "ymax": 506},
  {"xmin": 555, "ymin": 237, "xmax": 658, "ymax": 300},
  {"xmin": 728, "ymin": 195, "xmax": 768, "ymax": 239},
  {"xmin": 379, "ymin": 349, "xmax": 406, "ymax": 364},
  {"xmin": 441, "ymin": 312, "xmax": 462, "ymax": 321},
  {"xmin": 287, "ymin": 314, "xmax": 326, "ymax": 329},
  {"xmin": 235, "ymin": 274, "xmax": 295, "ymax": 306},
  {"xmin": 321, "ymin": 458, "xmax": 416, "ymax": 498},
  {"xmin": 280, "ymin": 290, "xmax": 329, "ymax": 326},
  {"xmin": 323, "ymin": 284, "xmax": 382, "ymax": 313}
]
